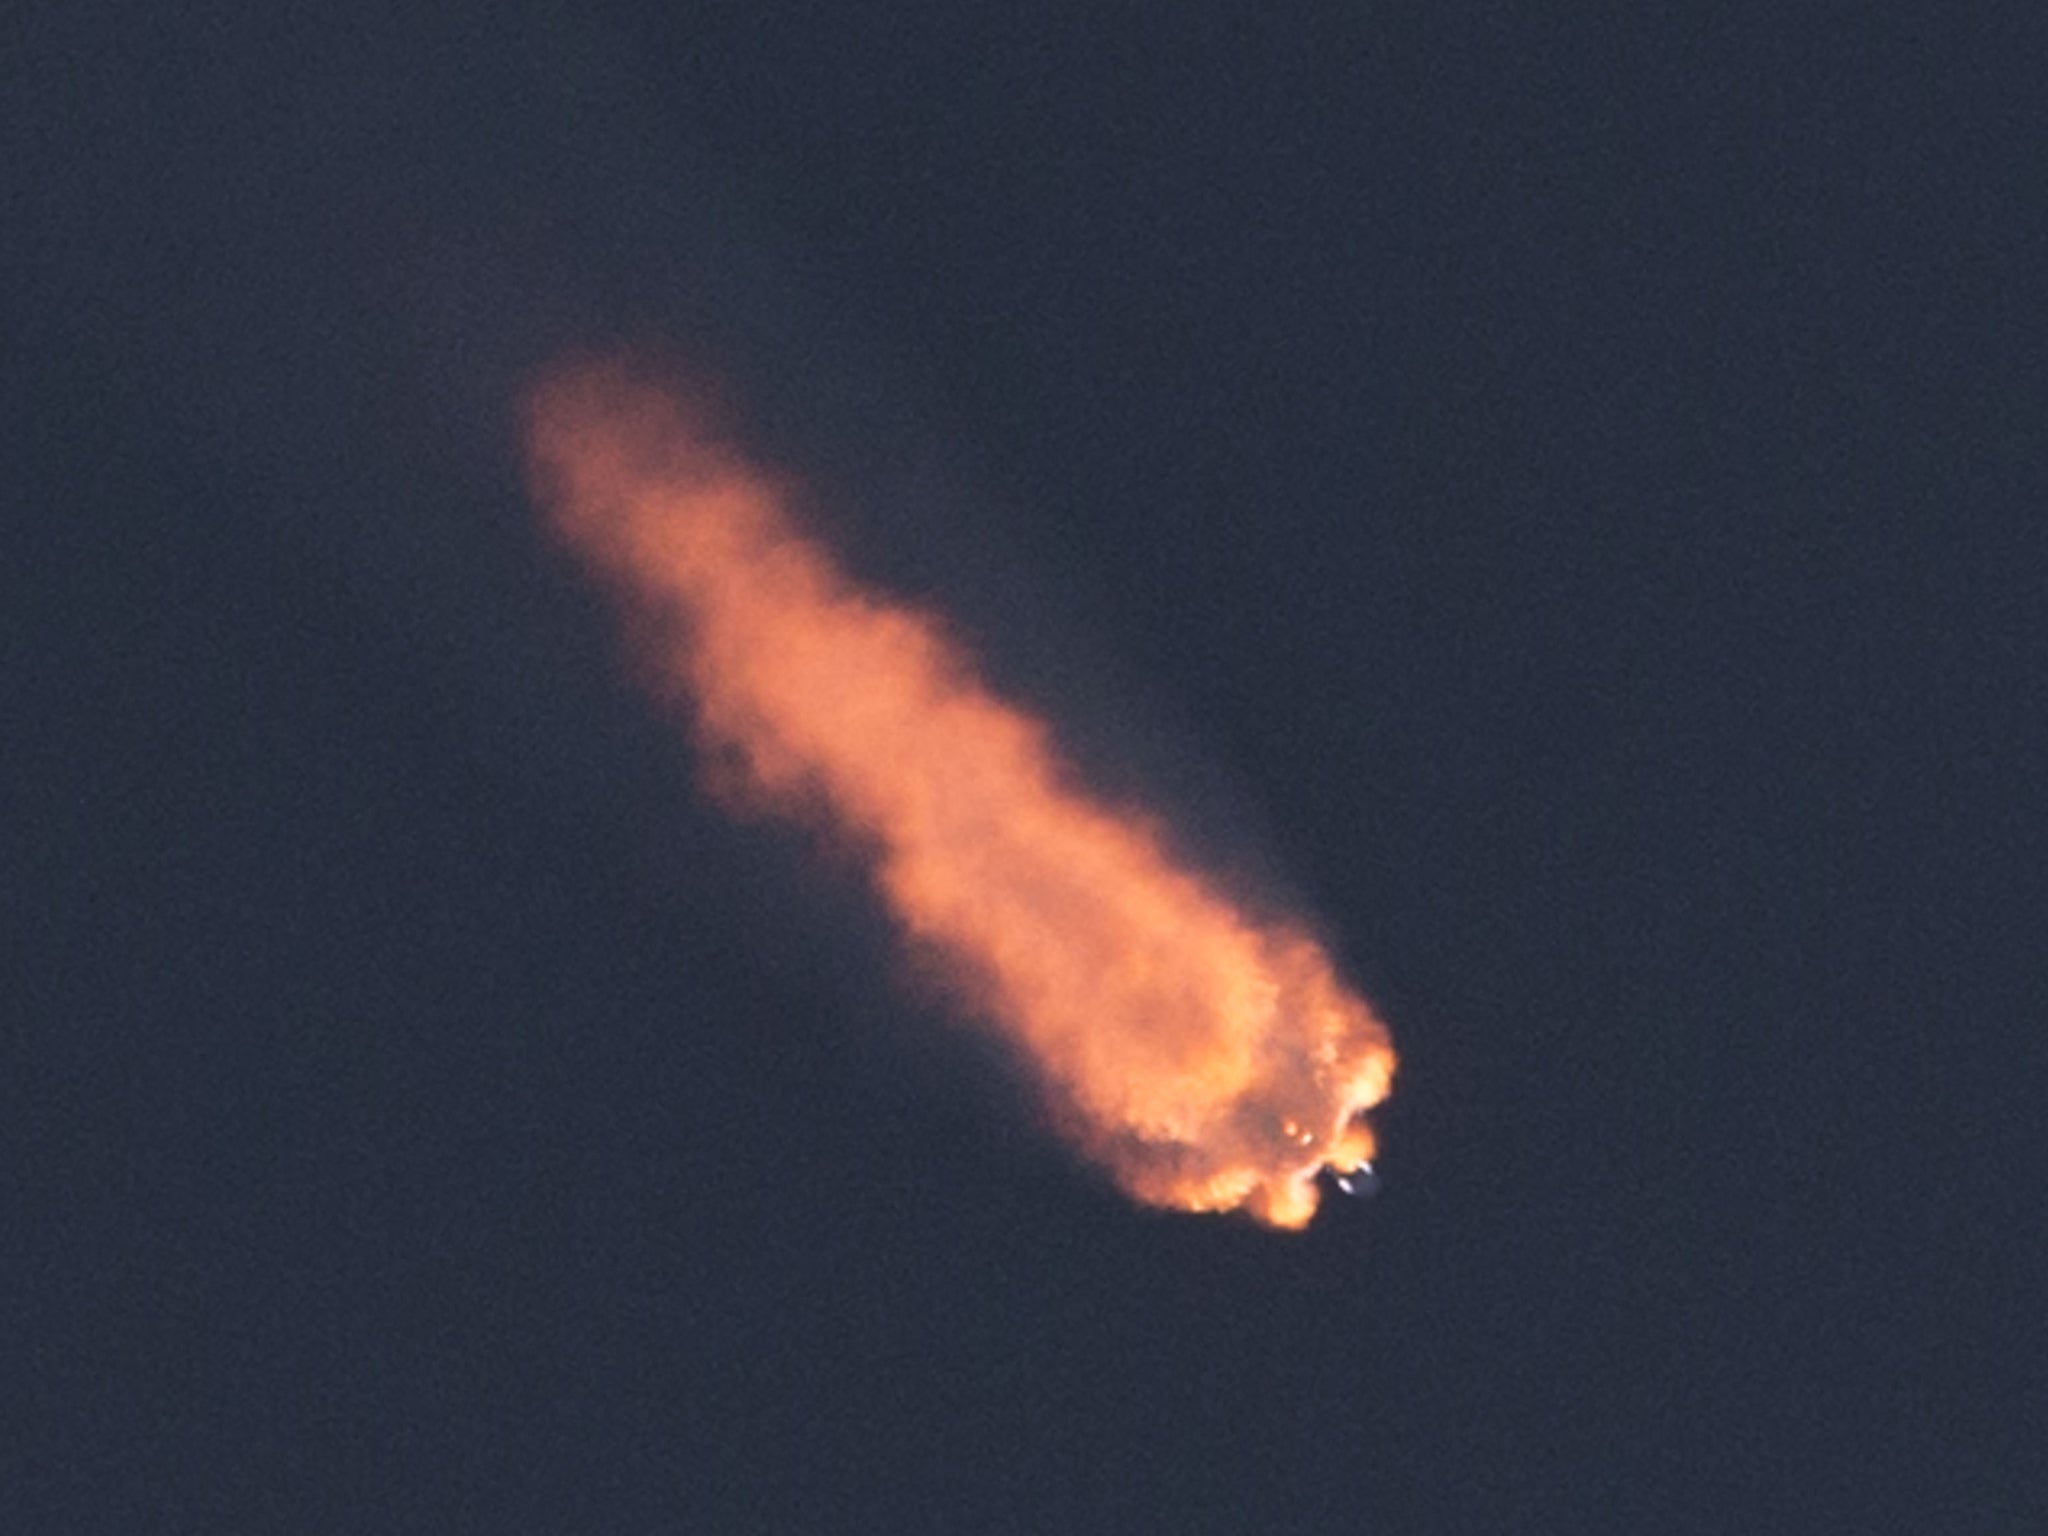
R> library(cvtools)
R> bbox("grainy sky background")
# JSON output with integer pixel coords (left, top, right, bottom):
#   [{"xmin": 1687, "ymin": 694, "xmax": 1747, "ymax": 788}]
[{"xmin": 6, "ymin": 6, "xmax": 2040, "ymax": 1531}]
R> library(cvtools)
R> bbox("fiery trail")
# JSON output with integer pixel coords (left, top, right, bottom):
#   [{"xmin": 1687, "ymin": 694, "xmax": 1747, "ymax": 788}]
[{"xmin": 526, "ymin": 363, "xmax": 1393, "ymax": 1227}]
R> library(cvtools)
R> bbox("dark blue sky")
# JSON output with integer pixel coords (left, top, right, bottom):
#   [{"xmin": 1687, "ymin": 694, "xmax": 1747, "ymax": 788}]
[{"xmin": 6, "ymin": 6, "xmax": 2039, "ymax": 1532}]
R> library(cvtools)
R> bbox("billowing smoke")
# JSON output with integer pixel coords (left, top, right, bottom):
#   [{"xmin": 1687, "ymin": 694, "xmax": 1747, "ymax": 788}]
[{"xmin": 526, "ymin": 361, "xmax": 1393, "ymax": 1227}]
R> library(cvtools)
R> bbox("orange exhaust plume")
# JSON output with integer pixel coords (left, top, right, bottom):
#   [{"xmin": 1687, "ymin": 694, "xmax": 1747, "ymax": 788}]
[{"xmin": 525, "ymin": 362, "xmax": 1393, "ymax": 1227}]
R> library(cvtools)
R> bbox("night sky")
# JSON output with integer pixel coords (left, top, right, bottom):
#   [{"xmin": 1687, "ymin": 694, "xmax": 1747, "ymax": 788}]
[{"xmin": 7, "ymin": 7, "xmax": 2041, "ymax": 1532}]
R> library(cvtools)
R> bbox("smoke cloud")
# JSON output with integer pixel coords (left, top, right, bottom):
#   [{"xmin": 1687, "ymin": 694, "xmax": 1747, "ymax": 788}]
[{"xmin": 526, "ymin": 361, "xmax": 1393, "ymax": 1227}]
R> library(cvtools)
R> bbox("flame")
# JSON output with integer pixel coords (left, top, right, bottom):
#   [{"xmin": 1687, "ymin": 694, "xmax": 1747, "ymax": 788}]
[{"xmin": 525, "ymin": 362, "xmax": 1393, "ymax": 1227}]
